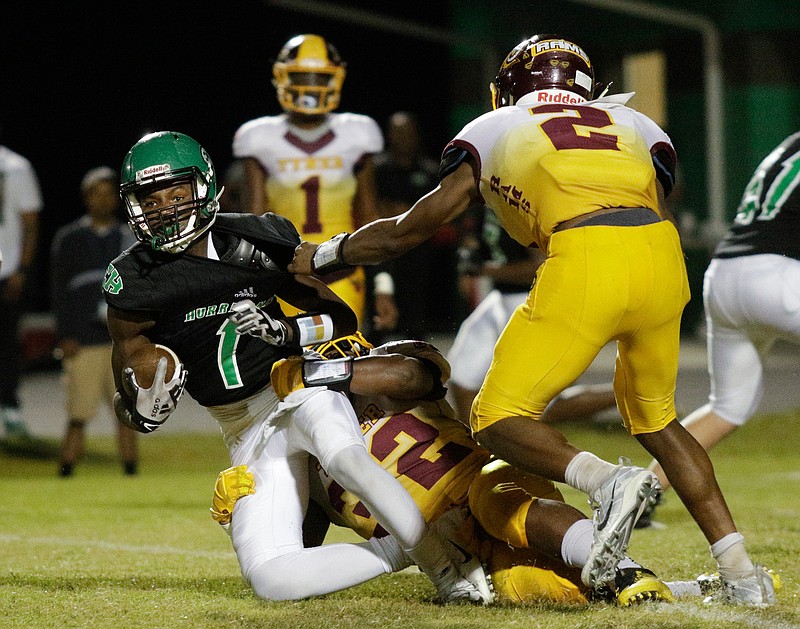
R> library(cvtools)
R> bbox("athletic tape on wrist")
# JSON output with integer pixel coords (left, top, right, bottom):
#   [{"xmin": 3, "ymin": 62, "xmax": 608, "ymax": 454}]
[
  {"xmin": 295, "ymin": 313, "xmax": 335, "ymax": 346},
  {"xmin": 312, "ymin": 232, "xmax": 350, "ymax": 274}
]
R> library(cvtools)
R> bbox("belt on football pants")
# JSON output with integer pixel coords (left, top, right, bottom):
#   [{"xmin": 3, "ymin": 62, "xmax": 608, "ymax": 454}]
[{"xmin": 553, "ymin": 207, "xmax": 661, "ymax": 232}]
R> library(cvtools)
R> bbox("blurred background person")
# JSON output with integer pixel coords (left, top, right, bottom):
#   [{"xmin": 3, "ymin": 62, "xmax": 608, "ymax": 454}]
[
  {"xmin": 50, "ymin": 166, "xmax": 138, "ymax": 477},
  {"xmin": 232, "ymin": 33, "xmax": 389, "ymax": 328},
  {"xmin": 372, "ymin": 111, "xmax": 461, "ymax": 342},
  {"xmin": 0, "ymin": 122, "xmax": 42, "ymax": 440}
]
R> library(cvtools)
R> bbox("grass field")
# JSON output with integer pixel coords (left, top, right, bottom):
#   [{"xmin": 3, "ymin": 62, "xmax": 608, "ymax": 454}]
[{"xmin": 0, "ymin": 409, "xmax": 797, "ymax": 628}]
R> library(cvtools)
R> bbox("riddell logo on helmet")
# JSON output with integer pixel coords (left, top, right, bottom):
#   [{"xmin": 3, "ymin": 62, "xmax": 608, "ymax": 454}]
[
  {"xmin": 536, "ymin": 91, "xmax": 584, "ymax": 104},
  {"xmin": 136, "ymin": 164, "xmax": 171, "ymax": 181}
]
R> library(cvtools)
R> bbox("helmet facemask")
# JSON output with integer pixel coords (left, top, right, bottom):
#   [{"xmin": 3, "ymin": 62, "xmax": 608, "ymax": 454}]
[
  {"xmin": 122, "ymin": 170, "xmax": 219, "ymax": 253},
  {"xmin": 274, "ymin": 66, "xmax": 345, "ymax": 115},
  {"xmin": 312, "ymin": 332, "xmax": 373, "ymax": 359}
]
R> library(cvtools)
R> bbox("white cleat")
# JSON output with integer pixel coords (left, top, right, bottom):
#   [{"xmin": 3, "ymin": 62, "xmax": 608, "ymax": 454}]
[
  {"xmin": 582, "ymin": 460, "xmax": 661, "ymax": 590},
  {"xmin": 431, "ymin": 507, "xmax": 494, "ymax": 605},
  {"xmin": 431, "ymin": 563, "xmax": 485, "ymax": 604},
  {"xmin": 703, "ymin": 565, "xmax": 777, "ymax": 607}
]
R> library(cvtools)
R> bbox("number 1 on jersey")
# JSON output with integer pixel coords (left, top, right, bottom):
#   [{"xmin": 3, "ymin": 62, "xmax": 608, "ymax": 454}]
[
  {"xmin": 216, "ymin": 319, "xmax": 244, "ymax": 389},
  {"xmin": 300, "ymin": 176, "xmax": 322, "ymax": 233}
]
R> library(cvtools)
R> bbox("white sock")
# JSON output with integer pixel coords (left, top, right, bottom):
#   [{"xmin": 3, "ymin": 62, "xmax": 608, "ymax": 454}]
[
  {"xmin": 664, "ymin": 580, "xmax": 702, "ymax": 599},
  {"xmin": 560, "ymin": 519, "xmax": 594, "ymax": 568},
  {"xmin": 369, "ymin": 535, "xmax": 413, "ymax": 573},
  {"xmin": 710, "ymin": 532, "xmax": 754, "ymax": 580},
  {"xmin": 564, "ymin": 451, "xmax": 617, "ymax": 495}
]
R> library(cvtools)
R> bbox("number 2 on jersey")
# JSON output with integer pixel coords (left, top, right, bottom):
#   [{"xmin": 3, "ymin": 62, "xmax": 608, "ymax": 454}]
[
  {"xmin": 327, "ymin": 413, "xmax": 473, "ymax": 524},
  {"xmin": 532, "ymin": 104, "xmax": 620, "ymax": 151}
]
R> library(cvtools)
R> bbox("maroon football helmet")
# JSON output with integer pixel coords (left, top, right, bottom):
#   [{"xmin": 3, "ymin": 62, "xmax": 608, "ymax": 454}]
[{"xmin": 490, "ymin": 34, "xmax": 595, "ymax": 109}]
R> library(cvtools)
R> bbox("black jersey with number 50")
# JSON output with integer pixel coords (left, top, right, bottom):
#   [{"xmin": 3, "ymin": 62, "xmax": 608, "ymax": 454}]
[
  {"xmin": 715, "ymin": 132, "xmax": 800, "ymax": 260},
  {"xmin": 103, "ymin": 213, "xmax": 304, "ymax": 406}
]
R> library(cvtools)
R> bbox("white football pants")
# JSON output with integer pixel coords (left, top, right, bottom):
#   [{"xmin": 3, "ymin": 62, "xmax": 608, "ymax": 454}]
[
  {"xmin": 211, "ymin": 386, "xmax": 427, "ymax": 600},
  {"xmin": 448, "ymin": 289, "xmax": 527, "ymax": 390},
  {"xmin": 704, "ymin": 254, "xmax": 800, "ymax": 425}
]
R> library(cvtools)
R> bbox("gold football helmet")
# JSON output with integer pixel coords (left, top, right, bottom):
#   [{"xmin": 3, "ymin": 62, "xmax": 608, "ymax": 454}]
[
  {"xmin": 272, "ymin": 34, "xmax": 346, "ymax": 115},
  {"xmin": 312, "ymin": 332, "xmax": 373, "ymax": 359}
]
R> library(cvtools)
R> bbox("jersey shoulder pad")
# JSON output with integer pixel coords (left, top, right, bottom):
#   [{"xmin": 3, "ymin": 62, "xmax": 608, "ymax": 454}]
[
  {"xmin": 451, "ymin": 108, "xmax": 505, "ymax": 145},
  {"xmin": 214, "ymin": 212, "xmax": 300, "ymax": 244},
  {"xmin": 331, "ymin": 113, "xmax": 384, "ymax": 153},
  {"xmin": 232, "ymin": 115, "xmax": 286, "ymax": 157},
  {"xmin": 102, "ymin": 246, "xmax": 160, "ymax": 312},
  {"xmin": 212, "ymin": 213, "xmax": 301, "ymax": 270}
]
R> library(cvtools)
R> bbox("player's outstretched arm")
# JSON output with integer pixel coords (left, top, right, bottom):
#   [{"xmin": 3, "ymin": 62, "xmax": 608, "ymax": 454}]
[
  {"xmin": 270, "ymin": 350, "xmax": 446, "ymax": 402},
  {"xmin": 289, "ymin": 161, "xmax": 479, "ymax": 274}
]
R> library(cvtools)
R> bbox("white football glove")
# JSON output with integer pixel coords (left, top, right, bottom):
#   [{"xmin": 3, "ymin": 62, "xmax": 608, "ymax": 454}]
[
  {"xmin": 120, "ymin": 357, "xmax": 188, "ymax": 433},
  {"xmin": 228, "ymin": 299, "xmax": 289, "ymax": 346}
]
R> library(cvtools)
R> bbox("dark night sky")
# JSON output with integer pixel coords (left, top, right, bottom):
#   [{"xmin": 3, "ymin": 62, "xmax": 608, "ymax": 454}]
[{"xmin": 4, "ymin": 1, "xmax": 452, "ymax": 305}]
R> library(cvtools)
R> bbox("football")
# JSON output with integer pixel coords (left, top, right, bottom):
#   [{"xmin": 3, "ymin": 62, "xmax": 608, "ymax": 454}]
[{"xmin": 125, "ymin": 343, "xmax": 181, "ymax": 389}]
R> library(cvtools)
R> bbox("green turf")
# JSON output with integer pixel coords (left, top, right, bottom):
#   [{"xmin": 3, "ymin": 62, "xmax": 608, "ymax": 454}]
[{"xmin": 0, "ymin": 409, "xmax": 797, "ymax": 628}]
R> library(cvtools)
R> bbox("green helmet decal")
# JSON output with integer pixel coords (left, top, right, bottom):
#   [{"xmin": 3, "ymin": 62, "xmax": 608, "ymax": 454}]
[{"xmin": 120, "ymin": 131, "xmax": 220, "ymax": 253}]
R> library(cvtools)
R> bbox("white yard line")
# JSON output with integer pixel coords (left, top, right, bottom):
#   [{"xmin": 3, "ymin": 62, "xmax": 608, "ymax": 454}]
[{"xmin": 0, "ymin": 533, "xmax": 230, "ymax": 559}]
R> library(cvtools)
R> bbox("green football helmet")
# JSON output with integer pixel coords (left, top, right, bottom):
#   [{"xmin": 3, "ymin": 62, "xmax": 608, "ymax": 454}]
[{"xmin": 120, "ymin": 131, "xmax": 220, "ymax": 253}]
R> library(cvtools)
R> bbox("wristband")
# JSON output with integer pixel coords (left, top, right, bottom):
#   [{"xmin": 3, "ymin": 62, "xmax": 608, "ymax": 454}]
[
  {"xmin": 312, "ymin": 233, "xmax": 351, "ymax": 275},
  {"xmin": 294, "ymin": 313, "xmax": 335, "ymax": 346},
  {"xmin": 302, "ymin": 357, "xmax": 354, "ymax": 393}
]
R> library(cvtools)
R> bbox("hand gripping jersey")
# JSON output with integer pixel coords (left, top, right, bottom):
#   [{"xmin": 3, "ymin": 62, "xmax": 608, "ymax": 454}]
[
  {"xmin": 232, "ymin": 112, "xmax": 383, "ymax": 240},
  {"xmin": 102, "ymin": 213, "xmax": 303, "ymax": 406},
  {"xmin": 446, "ymin": 93, "xmax": 676, "ymax": 250},
  {"xmin": 715, "ymin": 131, "xmax": 800, "ymax": 260}
]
